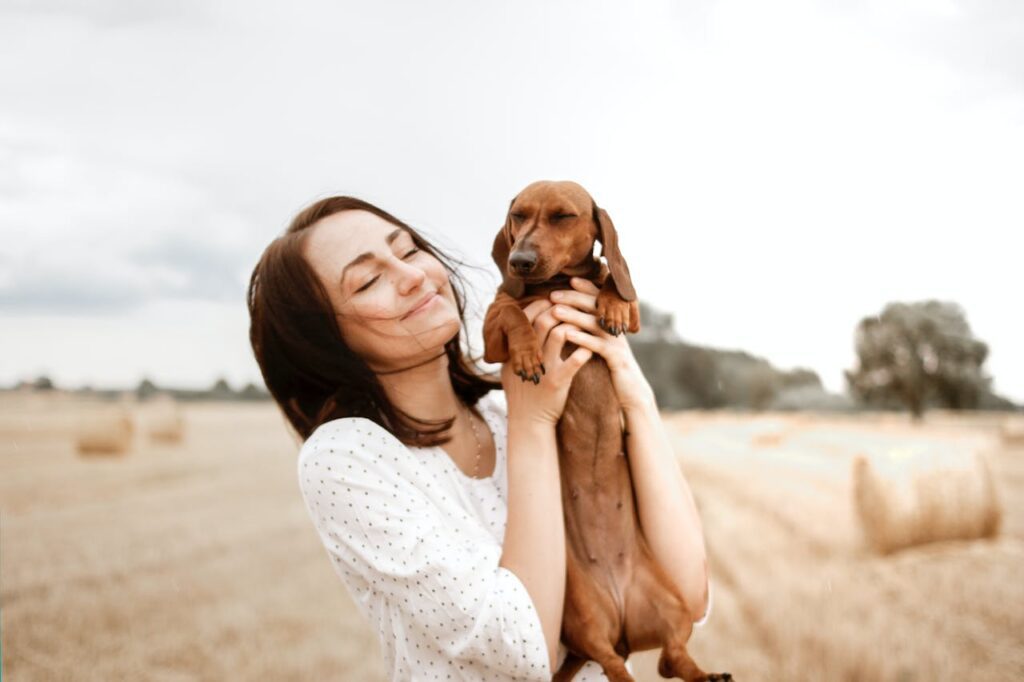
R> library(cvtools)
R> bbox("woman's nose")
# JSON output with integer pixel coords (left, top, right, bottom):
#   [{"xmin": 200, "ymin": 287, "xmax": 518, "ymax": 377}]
[{"xmin": 396, "ymin": 258, "xmax": 427, "ymax": 294}]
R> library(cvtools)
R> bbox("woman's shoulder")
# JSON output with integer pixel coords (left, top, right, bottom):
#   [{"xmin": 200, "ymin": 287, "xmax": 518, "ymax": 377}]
[{"xmin": 297, "ymin": 416, "xmax": 404, "ymax": 474}]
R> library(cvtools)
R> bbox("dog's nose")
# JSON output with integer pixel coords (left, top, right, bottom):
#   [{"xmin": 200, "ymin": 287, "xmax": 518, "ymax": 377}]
[{"xmin": 508, "ymin": 251, "xmax": 537, "ymax": 275}]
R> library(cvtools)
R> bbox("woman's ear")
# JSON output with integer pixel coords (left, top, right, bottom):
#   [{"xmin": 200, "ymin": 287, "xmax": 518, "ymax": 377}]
[
  {"xmin": 592, "ymin": 202, "xmax": 637, "ymax": 302},
  {"xmin": 491, "ymin": 198, "xmax": 524, "ymax": 298}
]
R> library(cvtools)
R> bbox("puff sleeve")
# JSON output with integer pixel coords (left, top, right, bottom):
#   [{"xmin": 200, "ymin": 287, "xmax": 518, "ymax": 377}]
[{"xmin": 297, "ymin": 417, "xmax": 551, "ymax": 680}]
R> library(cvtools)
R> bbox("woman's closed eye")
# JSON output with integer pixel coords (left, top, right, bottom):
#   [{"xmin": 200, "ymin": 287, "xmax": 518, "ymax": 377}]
[{"xmin": 355, "ymin": 248, "xmax": 421, "ymax": 292}]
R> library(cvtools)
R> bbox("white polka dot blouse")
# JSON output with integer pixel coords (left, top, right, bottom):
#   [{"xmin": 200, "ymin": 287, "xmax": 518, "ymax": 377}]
[{"xmin": 296, "ymin": 390, "xmax": 711, "ymax": 681}]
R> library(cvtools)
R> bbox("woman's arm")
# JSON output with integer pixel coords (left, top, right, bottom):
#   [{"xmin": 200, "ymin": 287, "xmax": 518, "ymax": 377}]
[
  {"xmin": 622, "ymin": 398, "xmax": 709, "ymax": 620},
  {"xmin": 499, "ymin": 417, "xmax": 566, "ymax": 674},
  {"xmin": 497, "ymin": 296, "xmax": 592, "ymax": 673}
]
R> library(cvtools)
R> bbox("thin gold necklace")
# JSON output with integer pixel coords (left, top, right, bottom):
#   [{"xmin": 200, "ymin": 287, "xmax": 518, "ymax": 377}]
[{"xmin": 463, "ymin": 402, "xmax": 483, "ymax": 478}]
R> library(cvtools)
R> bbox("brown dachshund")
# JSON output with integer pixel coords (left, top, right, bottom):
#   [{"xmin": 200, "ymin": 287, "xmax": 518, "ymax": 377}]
[{"xmin": 483, "ymin": 181, "xmax": 731, "ymax": 682}]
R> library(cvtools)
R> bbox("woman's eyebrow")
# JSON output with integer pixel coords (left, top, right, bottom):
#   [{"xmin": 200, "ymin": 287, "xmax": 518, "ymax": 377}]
[{"xmin": 339, "ymin": 228, "xmax": 405, "ymax": 288}]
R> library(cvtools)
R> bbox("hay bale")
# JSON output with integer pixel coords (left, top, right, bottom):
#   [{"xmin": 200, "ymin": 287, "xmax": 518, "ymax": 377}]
[
  {"xmin": 1001, "ymin": 417, "xmax": 1024, "ymax": 445},
  {"xmin": 146, "ymin": 395, "xmax": 185, "ymax": 444},
  {"xmin": 851, "ymin": 445, "xmax": 1001, "ymax": 554},
  {"xmin": 76, "ymin": 406, "xmax": 134, "ymax": 456},
  {"xmin": 750, "ymin": 418, "xmax": 794, "ymax": 447},
  {"xmin": 752, "ymin": 431, "xmax": 787, "ymax": 447}
]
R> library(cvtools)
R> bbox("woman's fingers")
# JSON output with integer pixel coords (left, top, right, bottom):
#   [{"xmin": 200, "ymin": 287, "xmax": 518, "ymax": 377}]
[
  {"xmin": 549, "ymin": 289, "xmax": 597, "ymax": 312},
  {"xmin": 570, "ymin": 277, "xmax": 601, "ymax": 295},
  {"xmin": 563, "ymin": 326, "xmax": 605, "ymax": 355},
  {"xmin": 564, "ymin": 343, "xmax": 593, "ymax": 374},
  {"xmin": 532, "ymin": 304, "xmax": 561, "ymax": 344},
  {"xmin": 541, "ymin": 321, "xmax": 582, "ymax": 366},
  {"xmin": 551, "ymin": 304, "xmax": 609, "ymax": 337},
  {"xmin": 522, "ymin": 298, "xmax": 552, "ymax": 324}
]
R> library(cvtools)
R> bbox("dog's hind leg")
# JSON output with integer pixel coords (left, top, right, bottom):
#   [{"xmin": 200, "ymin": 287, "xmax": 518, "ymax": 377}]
[
  {"xmin": 657, "ymin": 637, "xmax": 732, "ymax": 682},
  {"xmin": 552, "ymin": 651, "xmax": 587, "ymax": 682},
  {"xmin": 583, "ymin": 641, "xmax": 634, "ymax": 682}
]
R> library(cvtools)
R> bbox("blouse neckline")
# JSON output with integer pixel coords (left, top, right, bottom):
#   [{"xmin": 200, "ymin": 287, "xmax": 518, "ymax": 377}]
[{"xmin": 413, "ymin": 395, "xmax": 503, "ymax": 484}]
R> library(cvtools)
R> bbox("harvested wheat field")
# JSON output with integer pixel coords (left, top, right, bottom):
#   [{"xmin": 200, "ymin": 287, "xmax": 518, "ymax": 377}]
[{"xmin": 2, "ymin": 393, "xmax": 1023, "ymax": 681}]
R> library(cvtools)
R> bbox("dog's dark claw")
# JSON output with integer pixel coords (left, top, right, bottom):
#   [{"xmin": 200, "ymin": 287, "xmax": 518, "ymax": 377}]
[
  {"xmin": 531, "ymin": 373, "xmax": 539, "ymax": 384},
  {"xmin": 540, "ymin": 363, "xmax": 546, "ymax": 375}
]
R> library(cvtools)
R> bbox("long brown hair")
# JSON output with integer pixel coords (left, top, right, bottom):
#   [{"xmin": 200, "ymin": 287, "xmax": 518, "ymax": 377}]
[{"xmin": 247, "ymin": 196, "xmax": 500, "ymax": 445}]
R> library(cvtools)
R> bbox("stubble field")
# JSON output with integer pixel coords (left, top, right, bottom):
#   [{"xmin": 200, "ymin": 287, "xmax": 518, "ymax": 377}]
[{"xmin": 1, "ymin": 393, "xmax": 1022, "ymax": 681}]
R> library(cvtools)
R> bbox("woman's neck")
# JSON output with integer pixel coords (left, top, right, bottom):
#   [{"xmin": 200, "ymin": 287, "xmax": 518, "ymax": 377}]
[{"xmin": 375, "ymin": 351, "xmax": 462, "ymax": 421}]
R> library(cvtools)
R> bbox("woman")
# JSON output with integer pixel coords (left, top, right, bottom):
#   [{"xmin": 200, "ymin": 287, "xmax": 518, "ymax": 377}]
[{"xmin": 247, "ymin": 196, "xmax": 711, "ymax": 681}]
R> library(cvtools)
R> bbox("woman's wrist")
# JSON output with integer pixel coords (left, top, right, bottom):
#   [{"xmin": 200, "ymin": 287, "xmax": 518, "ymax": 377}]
[
  {"xmin": 620, "ymin": 389, "xmax": 658, "ymax": 416},
  {"xmin": 507, "ymin": 412, "xmax": 559, "ymax": 431}
]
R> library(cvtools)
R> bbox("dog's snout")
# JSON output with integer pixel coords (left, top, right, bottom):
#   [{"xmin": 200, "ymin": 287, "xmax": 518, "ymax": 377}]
[{"xmin": 508, "ymin": 250, "xmax": 537, "ymax": 275}]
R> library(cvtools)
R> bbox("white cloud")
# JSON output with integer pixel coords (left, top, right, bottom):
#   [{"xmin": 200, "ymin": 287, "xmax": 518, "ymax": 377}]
[
  {"xmin": 0, "ymin": 0, "xmax": 1021, "ymax": 402},
  {"xmin": 0, "ymin": 125, "xmax": 258, "ymax": 312}
]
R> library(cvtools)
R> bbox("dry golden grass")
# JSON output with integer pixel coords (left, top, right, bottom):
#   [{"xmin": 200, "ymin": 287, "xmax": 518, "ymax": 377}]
[{"xmin": 2, "ymin": 396, "xmax": 1023, "ymax": 681}]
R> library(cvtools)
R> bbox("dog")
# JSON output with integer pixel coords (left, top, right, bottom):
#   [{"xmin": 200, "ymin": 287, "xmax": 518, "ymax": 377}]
[{"xmin": 483, "ymin": 180, "xmax": 731, "ymax": 681}]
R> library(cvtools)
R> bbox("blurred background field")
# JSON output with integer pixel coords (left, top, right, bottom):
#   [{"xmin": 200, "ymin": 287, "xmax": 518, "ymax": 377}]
[{"xmin": 2, "ymin": 393, "xmax": 1022, "ymax": 681}]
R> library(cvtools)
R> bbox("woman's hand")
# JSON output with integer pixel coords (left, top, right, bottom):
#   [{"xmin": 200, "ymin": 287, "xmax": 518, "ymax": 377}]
[
  {"xmin": 547, "ymin": 277, "xmax": 656, "ymax": 412},
  {"xmin": 501, "ymin": 298, "xmax": 593, "ymax": 427}
]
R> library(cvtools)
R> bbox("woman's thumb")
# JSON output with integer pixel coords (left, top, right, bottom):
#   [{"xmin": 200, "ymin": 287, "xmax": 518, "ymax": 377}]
[{"xmin": 566, "ymin": 346, "xmax": 593, "ymax": 374}]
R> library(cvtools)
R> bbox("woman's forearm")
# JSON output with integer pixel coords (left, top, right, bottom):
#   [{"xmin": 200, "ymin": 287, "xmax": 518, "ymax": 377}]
[
  {"xmin": 623, "ymin": 399, "xmax": 709, "ymax": 619},
  {"xmin": 499, "ymin": 417, "xmax": 566, "ymax": 673}
]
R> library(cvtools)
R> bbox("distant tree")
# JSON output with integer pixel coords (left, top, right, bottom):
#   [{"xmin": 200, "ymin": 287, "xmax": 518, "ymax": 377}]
[
  {"xmin": 136, "ymin": 377, "xmax": 159, "ymax": 400},
  {"xmin": 239, "ymin": 382, "xmax": 270, "ymax": 401},
  {"xmin": 845, "ymin": 300, "xmax": 992, "ymax": 420},
  {"xmin": 743, "ymin": 361, "xmax": 778, "ymax": 410},
  {"xmin": 672, "ymin": 345, "xmax": 725, "ymax": 408},
  {"xmin": 210, "ymin": 377, "xmax": 235, "ymax": 399},
  {"xmin": 33, "ymin": 375, "xmax": 55, "ymax": 391},
  {"xmin": 779, "ymin": 367, "xmax": 822, "ymax": 390}
]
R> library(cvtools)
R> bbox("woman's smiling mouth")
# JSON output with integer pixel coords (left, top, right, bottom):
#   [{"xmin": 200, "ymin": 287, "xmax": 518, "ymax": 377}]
[{"xmin": 403, "ymin": 292, "xmax": 438, "ymax": 319}]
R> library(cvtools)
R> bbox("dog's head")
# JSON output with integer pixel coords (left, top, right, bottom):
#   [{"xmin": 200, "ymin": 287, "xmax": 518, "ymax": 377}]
[{"xmin": 491, "ymin": 180, "xmax": 637, "ymax": 301}]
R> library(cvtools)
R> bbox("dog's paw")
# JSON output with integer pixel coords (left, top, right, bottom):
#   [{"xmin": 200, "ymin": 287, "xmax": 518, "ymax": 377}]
[
  {"xmin": 596, "ymin": 290, "xmax": 632, "ymax": 336},
  {"xmin": 510, "ymin": 340, "xmax": 544, "ymax": 384}
]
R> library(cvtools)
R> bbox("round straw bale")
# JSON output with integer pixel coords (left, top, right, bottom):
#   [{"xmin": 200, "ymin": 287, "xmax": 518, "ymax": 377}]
[
  {"xmin": 851, "ymin": 444, "xmax": 1001, "ymax": 554},
  {"xmin": 76, "ymin": 405, "xmax": 134, "ymax": 456},
  {"xmin": 752, "ymin": 430, "xmax": 787, "ymax": 447},
  {"xmin": 145, "ymin": 395, "xmax": 185, "ymax": 444},
  {"xmin": 750, "ymin": 418, "xmax": 794, "ymax": 447}
]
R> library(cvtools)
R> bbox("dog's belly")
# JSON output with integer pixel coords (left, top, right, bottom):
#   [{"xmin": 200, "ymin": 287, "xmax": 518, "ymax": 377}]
[{"xmin": 557, "ymin": 354, "xmax": 642, "ymax": 626}]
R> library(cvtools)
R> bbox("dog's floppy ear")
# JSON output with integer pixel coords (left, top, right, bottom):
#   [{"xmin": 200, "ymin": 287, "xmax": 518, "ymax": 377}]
[
  {"xmin": 593, "ymin": 202, "xmax": 637, "ymax": 302},
  {"xmin": 491, "ymin": 197, "xmax": 525, "ymax": 298}
]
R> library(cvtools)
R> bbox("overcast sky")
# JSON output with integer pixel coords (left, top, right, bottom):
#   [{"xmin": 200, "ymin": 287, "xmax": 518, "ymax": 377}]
[{"xmin": 1, "ymin": 0, "xmax": 1022, "ymax": 403}]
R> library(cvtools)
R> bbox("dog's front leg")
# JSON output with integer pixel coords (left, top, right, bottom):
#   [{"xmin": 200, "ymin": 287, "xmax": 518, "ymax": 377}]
[
  {"xmin": 482, "ymin": 292, "xmax": 545, "ymax": 383},
  {"xmin": 595, "ymin": 278, "xmax": 640, "ymax": 336}
]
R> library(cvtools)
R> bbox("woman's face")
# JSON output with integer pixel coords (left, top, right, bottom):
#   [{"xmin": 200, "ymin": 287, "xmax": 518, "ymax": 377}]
[{"xmin": 302, "ymin": 210, "xmax": 461, "ymax": 372}]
